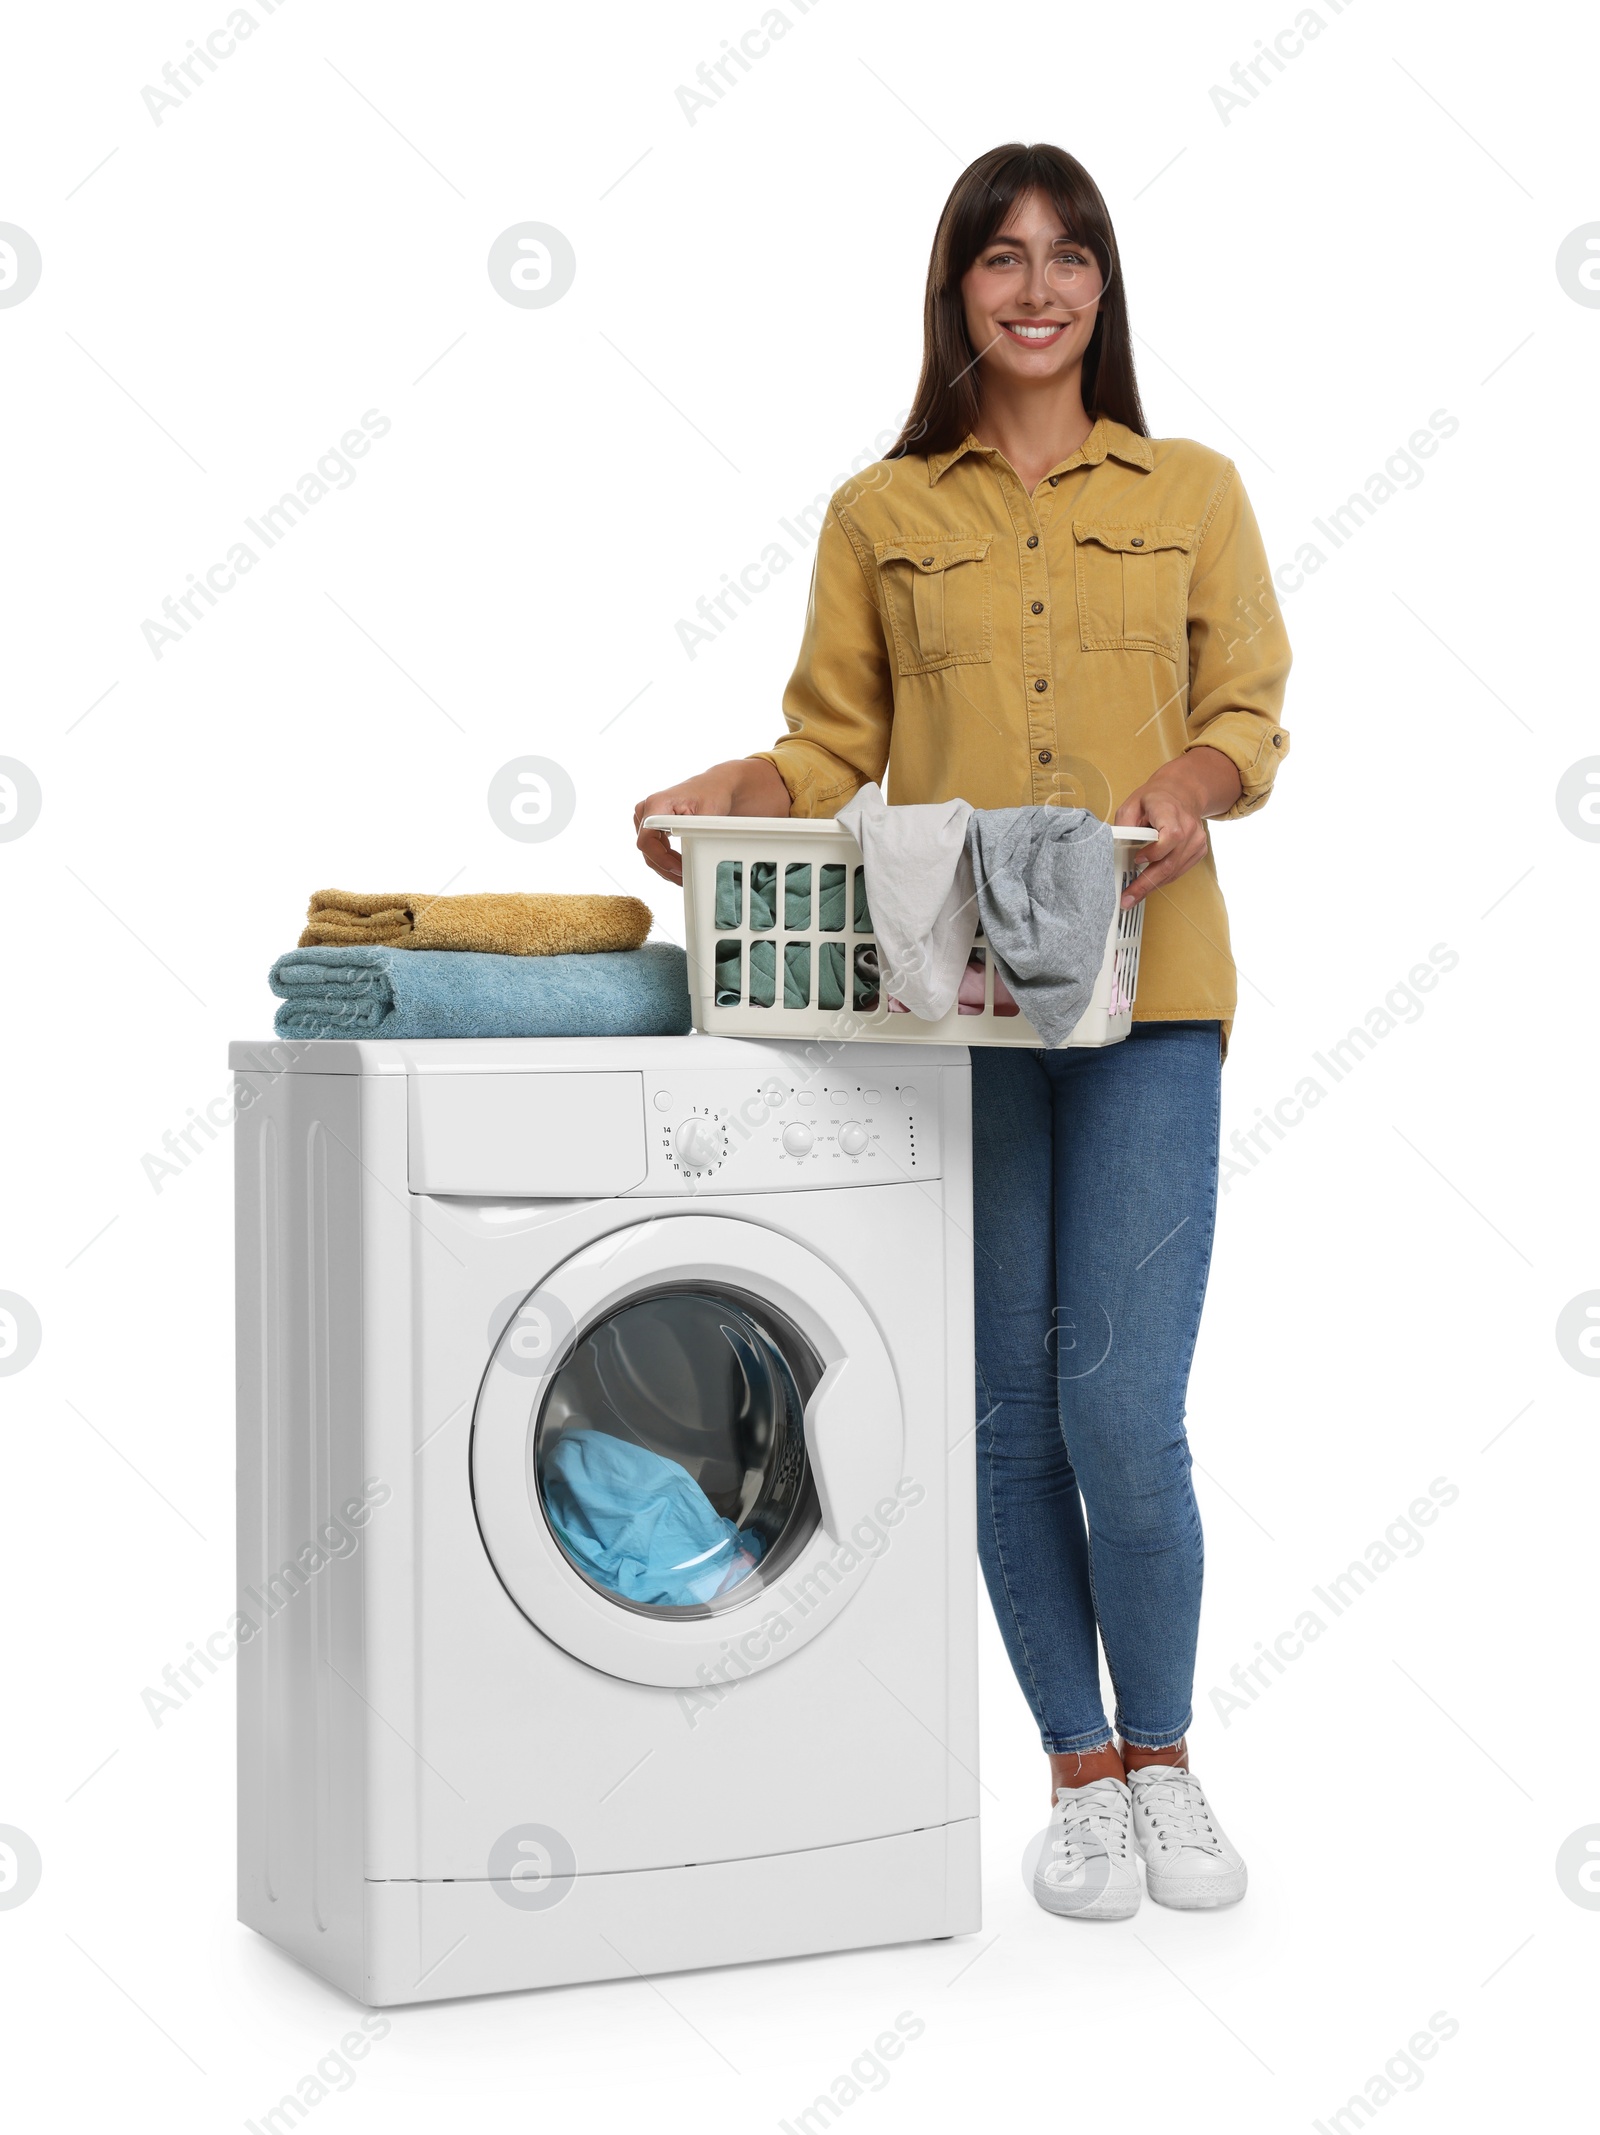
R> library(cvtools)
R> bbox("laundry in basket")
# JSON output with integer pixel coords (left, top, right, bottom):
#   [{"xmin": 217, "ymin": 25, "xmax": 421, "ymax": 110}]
[
  {"xmin": 649, "ymin": 811, "xmax": 1157, "ymax": 1048},
  {"xmin": 713, "ymin": 856, "xmax": 876, "ymax": 1011}
]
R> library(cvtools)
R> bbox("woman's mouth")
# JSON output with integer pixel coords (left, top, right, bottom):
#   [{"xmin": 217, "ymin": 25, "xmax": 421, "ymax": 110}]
[{"xmin": 999, "ymin": 319, "xmax": 1069, "ymax": 347}]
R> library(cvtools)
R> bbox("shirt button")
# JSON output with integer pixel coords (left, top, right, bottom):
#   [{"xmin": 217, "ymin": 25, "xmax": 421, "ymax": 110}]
[
  {"xmin": 1272, "ymin": 733, "xmax": 1284, "ymax": 748},
  {"xmin": 1048, "ymin": 475, "xmax": 1060, "ymax": 486},
  {"xmin": 1130, "ymin": 536, "xmax": 1145, "ymax": 548},
  {"xmin": 1031, "ymin": 601, "xmax": 1044, "ymax": 615},
  {"xmin": 1033, "ymin": 678, "xmax": 1048, "ymax": 693},
  {"xmin": 921, "ymin": 556, "xmax": 934, "ymax": 566},
  {"xmin": 1026, "ymin": 534, "xmax": 1039, "ymax": 548},
  {"xmin": 1038, "ymin": 750, "xmax": 1053, "ymax": 764}
]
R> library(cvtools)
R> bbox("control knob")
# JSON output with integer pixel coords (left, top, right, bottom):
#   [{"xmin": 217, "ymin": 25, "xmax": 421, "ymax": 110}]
[
  {"xmin": 673, "ymin": 1116, "xmax": 724, "ymax": 1170},
  {"xmin": 781, "ymin": 1122, "xmax": 814, "ymax": 1156},
  {"xmin": 837, "ymin": 1121, "xmax": 870, "ymax": 1157}
]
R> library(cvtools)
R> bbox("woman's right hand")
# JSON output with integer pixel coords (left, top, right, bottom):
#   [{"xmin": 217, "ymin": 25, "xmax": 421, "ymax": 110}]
[{"xmin": 633, "ymin": 757, "xmax": 792, "ymax": 885}]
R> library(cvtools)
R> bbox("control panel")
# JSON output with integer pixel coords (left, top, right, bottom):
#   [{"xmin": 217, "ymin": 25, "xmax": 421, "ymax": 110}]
[{"xmin": 636, "ymin": 1067, "xmax": 939, "ymax": 1194}]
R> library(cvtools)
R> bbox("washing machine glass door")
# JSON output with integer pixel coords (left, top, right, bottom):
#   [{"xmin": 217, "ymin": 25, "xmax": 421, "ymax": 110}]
[
  {"xmin": 472, "ymin": 1213, "xmax": 907, "ymax": 1688},
  {"xmin": 534, "ymin": 1287, "xmax": 820, "ymax": 1617}
]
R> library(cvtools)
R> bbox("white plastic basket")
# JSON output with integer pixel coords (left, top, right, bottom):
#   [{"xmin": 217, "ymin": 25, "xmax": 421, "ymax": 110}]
[{"xmin": 645, "ymin": 814, "xmax": 1158, "ymax": 1049}]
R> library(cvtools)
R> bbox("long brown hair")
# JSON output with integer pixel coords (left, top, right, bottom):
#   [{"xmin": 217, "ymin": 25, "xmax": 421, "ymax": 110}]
[{"xmin": 891, "ymin": 142, "xmax": 1147, "ymax": 459}]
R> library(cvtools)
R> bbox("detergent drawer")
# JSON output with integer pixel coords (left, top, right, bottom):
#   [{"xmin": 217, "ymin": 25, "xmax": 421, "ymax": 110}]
[{"xmin": 407, "ymin": 1073, "xmax": 648, "ymax": 1197}]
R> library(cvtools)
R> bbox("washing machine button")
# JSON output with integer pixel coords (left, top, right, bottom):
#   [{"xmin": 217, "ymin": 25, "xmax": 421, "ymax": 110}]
[
  {"xmin": 781, "ymin": 1122, "xmax": 814, "ymax": 1157},
  {"xmin": 837, "ymin": 1121, "xmax": 869, "ymax": 1156},
  {"xmin": 653, "ymin": 1090, "xmax": 673, "ymax": 1112},
  {"xmin": 795, "ymin": 1091, "xmax": 816, "ymax": 1107},
  {"xmin": 673, "ymin": 1117, "xmax": 723, "ymax": 1170}
]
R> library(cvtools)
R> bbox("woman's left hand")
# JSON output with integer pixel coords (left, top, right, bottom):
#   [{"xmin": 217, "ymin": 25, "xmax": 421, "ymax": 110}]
[{"xmin": 1113, "ymin": 746, "xmax": 1243, "ymax": 908}]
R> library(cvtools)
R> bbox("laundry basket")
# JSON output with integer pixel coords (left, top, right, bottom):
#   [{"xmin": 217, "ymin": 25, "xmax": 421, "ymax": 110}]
[{"xmin": 644, "ymin": 814, "xmax": 1159, "ymax": 1049}]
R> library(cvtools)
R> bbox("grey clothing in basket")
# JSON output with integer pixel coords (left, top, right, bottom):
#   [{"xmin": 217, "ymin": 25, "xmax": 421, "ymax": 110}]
[
  {"xmin": 965, "ymin": 808, "xmax": 1117, "ymax": 1046},
  {"xmin": 835, "ymin": 782, "xmax": 977, "ymax": 1020}
]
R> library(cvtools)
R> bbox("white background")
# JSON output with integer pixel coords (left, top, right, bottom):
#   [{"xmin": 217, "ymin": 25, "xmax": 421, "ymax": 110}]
[{"xmin": 2, "ymin": 0, "xmax": 1596, "ymax": 2127}]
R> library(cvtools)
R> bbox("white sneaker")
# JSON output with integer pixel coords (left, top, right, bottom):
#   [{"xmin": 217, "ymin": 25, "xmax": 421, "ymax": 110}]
[
  {"xmin": 1129, "ymin": 1764, "xmax": 1247, "ymax": 1910},
  {"xmin": 1033, "ymin": 1777, "xmax": 1141, "ymax": 1921}
]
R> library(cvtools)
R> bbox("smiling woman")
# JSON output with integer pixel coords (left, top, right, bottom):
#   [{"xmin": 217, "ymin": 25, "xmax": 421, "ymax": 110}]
[
  {"xmin": 633, "ymin": 141, "xmax": 1294, "ymax": 1928},
  {"xmin": 895, "ymin": 152, "xmax": 1141, "ymax": 468}
]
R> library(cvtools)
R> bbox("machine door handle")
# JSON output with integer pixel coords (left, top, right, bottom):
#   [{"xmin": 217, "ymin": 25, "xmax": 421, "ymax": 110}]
[{"xmin": 802, "ymin": 1356, "xmax": 904, "ymax": 1543}]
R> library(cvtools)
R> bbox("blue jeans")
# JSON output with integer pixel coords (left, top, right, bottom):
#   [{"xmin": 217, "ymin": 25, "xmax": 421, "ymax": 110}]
[{"xmin": 970, "ymin": 1022, "xmax": 1222, "ymax": 1754}]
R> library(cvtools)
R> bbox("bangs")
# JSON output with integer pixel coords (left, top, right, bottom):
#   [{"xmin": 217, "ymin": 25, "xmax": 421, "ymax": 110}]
[{"xmin": 950, "ymin": 151, "xmax": 1111, "ymax": 280}]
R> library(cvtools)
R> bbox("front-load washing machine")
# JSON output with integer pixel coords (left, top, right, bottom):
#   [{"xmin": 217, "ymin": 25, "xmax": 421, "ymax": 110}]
[{"xmin": 230, "ymin": 1035, "xmax": 978, "ymax": 2004}]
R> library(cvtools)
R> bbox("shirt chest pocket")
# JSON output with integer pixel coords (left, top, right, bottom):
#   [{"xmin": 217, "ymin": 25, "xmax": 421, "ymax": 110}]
[
  {"xmin": 876, "ymin": 537, "xmax": 993, "ymax": 676},
  {"xmin": 1073, "ymin": 522, "xmax": 1197, "ymax": 661}
]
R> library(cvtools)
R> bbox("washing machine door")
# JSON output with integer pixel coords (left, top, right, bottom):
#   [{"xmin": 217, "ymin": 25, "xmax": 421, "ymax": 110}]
[{"xmin": 471, "ymin": 1214, "xmax": 907, "ymax": 1687}]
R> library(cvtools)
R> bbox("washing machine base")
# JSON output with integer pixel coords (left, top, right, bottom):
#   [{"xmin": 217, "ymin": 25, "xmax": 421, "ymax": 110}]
[{"xmin": 245, "ymin": 1819, "xmax": 981, "ymax": 2006}]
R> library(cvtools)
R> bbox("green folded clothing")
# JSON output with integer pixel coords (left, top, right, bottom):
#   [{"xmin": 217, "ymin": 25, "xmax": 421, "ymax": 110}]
[
  {"xmin": 712, "ymin": 859, "xmax": 875, "ymax": 1009},
  {"xmin": 713, "ymin": 860, "xmax": 860, "ymax": 933}
]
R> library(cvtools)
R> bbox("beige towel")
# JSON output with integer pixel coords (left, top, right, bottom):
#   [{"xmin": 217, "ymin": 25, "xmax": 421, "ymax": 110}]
[{"xmin": 299, "ymin": 889, "xmax": 653, "ymax": 957}]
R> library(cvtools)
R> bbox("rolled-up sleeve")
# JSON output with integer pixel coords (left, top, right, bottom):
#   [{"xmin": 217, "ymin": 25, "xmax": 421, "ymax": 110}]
[
  {"xmin": 1184, "ymin": 463, "xmax": 1292, "ymax": 821},
  {"xmin": 750, "ymin": 504, "xmax": 893, "ymax": 819}
]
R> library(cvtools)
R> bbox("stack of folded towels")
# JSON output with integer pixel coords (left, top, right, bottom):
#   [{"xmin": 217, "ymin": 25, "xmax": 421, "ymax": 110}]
[{"xmin": 269, "ymin": 888, "xmax": 691, "ymax": 1040}]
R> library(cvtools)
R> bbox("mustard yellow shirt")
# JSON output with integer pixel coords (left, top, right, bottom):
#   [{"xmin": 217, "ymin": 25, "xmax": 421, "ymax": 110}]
[{"xmin": 753, "ymin": 415, "xmax": 1292, "ymax": 1048}]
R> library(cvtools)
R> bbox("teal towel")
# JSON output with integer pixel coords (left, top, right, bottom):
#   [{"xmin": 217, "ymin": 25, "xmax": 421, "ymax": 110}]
[
  {"xmin": 270, "ymin": 943, "xmax": 692, "ymax": 1041},
  {"xmin": 712, "ymin": 859, "xmax": 870, "ymax": 933},
  {"xmin": 712, "ymin": 859, "xmax": 875, "ymax": 1010},
  {"xmin": 717, "ymin": 936, "xmax": 879, "ymax": 1012}
]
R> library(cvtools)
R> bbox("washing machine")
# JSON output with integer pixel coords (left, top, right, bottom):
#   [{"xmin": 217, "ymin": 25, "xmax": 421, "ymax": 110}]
[{"xmin": 230, "ymin": 1034, "xmax": 979, "ymax": 2004}]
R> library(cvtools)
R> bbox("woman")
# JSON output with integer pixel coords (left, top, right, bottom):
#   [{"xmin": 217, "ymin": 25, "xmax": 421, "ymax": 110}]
[{"xmin": 635, "ymin": 142, "xmax": 1290, "ymax": 1922}]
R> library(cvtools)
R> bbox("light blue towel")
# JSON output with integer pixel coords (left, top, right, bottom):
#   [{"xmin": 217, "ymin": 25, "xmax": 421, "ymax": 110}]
[{"xmin": 269, "ymin": 942, "xmax": 692, "ymax": 1041}]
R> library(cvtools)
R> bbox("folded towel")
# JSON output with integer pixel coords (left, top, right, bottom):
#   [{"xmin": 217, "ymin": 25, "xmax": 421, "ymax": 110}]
[
  {"xmin": 298, "ymin": 888, "xmax": 652, "ymax": 957},
  {"xmin": 270, "ymin": 943, "xmax": 691, "ymax": 1041}
]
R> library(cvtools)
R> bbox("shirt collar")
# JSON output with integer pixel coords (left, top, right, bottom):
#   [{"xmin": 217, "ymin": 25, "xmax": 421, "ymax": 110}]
[{"xmin": 927, "ymin": 415, "xmax": 1154, "ymax": 484}]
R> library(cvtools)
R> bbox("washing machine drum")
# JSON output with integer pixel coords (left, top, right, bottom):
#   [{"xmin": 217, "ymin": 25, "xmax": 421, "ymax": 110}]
[
  {"xmin": 471, "ymin": 1213, "xmax": 906, "ymax": 1686},
  {"xmin": 534, "ymin": 1290, "xmax": 819, "ymax": 1616}
]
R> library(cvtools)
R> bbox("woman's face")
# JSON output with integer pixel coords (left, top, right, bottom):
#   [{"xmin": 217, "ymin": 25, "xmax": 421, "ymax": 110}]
[{"xmin": 959, "ymin": 188, "xmax": 1103, "ymax": 387}]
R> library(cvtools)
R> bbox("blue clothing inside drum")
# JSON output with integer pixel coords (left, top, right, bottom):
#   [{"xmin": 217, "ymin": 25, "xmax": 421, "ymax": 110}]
[{"xmin": 542, "ymin": 1428, "xmax": 766, "ymax": 1608}]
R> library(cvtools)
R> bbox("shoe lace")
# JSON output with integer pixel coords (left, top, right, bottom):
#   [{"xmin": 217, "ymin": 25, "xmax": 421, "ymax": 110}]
[
  {"xmin": 1135, "ymin": 1768, "xmax": 1221, "ymax": 1853},
  {"xmin": 1050, "ymin": 1779, "xmax": 1131, "ymax": 1864}
]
